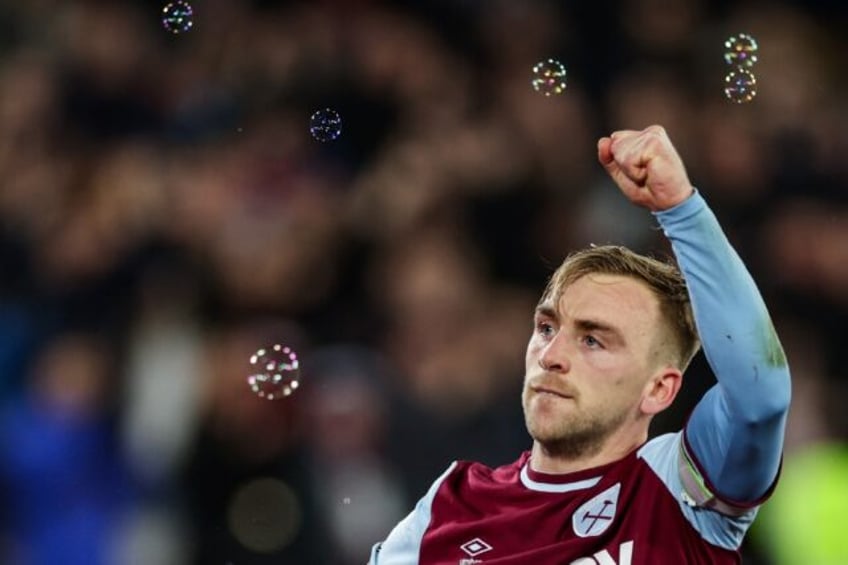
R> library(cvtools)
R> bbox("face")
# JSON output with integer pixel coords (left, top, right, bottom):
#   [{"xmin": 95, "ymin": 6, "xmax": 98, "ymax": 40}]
[{"xmin": 522, "ymin": 273, "xmax": 664, "ymax": 458}]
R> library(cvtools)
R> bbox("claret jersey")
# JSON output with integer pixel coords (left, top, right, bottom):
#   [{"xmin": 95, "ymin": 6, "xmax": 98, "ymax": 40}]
[{"xmin": 369, "ymin": 432, "xmax": 757, "ymax": 564}]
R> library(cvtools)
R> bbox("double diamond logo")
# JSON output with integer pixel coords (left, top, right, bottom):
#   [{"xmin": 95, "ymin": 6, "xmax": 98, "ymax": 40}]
[{"xmin": 460, "ymin": 537, "xmax": 493, "ymax": 557}]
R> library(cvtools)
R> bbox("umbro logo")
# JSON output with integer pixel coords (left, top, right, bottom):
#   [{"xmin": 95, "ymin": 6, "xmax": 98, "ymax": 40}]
[{"xmin": 460, "ymin": 537, "xmax": 493, "ymax": 557}]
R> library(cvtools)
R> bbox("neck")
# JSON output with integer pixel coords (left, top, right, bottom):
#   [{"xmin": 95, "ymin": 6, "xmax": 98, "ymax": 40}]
[{"xmin": 529, "ymin": 429, "xmax": 649, "ymax": 475}]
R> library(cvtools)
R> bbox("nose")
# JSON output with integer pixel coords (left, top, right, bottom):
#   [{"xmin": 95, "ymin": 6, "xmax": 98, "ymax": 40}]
[{"xmin": 538, "ymin": 334, "xmax": 571, "ymax": 373}]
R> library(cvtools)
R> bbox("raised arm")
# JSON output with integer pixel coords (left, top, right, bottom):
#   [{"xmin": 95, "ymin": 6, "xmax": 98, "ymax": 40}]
[
  {"xmin": 655, "ymin": 190, "xmax": 790, "ymax": 505},
  {"xmin": 599, "ymin": 126, "xmax": 791, "ymax": 506}
]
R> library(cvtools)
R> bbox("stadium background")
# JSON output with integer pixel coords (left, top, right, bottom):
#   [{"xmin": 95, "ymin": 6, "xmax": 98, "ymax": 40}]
[{"xmin": 0, "ymin": 0, "xmax": 846, "ymax": 563}]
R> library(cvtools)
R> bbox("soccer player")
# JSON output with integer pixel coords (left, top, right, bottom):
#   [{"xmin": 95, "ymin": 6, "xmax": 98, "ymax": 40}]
[{"xmin": 368, "ymin": 125, "xmax": 791, "ymax": 564}]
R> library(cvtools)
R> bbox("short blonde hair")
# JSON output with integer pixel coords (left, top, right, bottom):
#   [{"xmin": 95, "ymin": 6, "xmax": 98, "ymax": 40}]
[{"xmin": 540, "ymin": 245, "xmax": 701, "ymax": 371}]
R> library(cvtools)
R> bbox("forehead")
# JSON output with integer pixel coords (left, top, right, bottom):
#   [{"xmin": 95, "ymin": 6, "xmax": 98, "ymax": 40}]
[{"xmin": 547, "ymin": 273, "xmax": 661, "ymax": 328}]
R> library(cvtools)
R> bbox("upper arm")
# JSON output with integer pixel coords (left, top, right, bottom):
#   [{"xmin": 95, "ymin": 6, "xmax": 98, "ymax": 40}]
[{"xmin": 684, "ymin": 382, "xmax": 786, "ymax": 507}]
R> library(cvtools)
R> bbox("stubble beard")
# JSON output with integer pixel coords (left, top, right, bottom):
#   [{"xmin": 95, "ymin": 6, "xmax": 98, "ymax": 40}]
[{"xmin": 523, "ymin": 394, "xmax": 629, "ymax": 461}]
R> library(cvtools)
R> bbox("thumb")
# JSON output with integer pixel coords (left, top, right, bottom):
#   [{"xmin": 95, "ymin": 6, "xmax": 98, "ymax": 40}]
[{"xmin": 597, "ymin": 137, "xmax": 614, "ymax": 169}]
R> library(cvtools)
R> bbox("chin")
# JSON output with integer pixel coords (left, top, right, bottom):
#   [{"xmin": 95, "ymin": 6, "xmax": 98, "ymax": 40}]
[{"xmin": 525, "ymin": 414, "xmax": 570, "ymax": 444}]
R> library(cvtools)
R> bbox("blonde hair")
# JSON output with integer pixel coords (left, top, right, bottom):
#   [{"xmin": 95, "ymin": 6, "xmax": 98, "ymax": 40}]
[{"xmin": 540, "ymin": 245, "xmax": 701, "ymax": 371}]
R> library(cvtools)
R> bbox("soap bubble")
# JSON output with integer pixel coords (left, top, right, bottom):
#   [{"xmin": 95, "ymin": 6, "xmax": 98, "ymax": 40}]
[
  {"xmin": 723, "ymin": 33, "xmax": 758, "ymax": 68},
  {"xmin": 247, "ymin": 344, "xmax": 300, "ymax": 400},
  {"xmin": 309, "ymin": 108, "xmax": 342, "ymax": 142},
  {"xmin": 531, "ymin": 59, "xmax": 567, "ymax": 97},
  {"xmin": 724, "ymin": 68, "xmax": 757, "ymax": 104},
  {"xmin": 162, "ymin": 1, "xmax": 193, "ymax": 34}
]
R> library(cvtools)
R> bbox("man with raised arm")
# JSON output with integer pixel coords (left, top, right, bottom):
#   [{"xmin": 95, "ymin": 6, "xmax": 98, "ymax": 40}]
[{"xmin": 368, "ymin": 125, "xmax": 791, "ymax": 564}]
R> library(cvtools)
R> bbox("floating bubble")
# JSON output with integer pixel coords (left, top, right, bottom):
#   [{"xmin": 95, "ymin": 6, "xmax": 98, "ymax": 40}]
[
  {"xmin": 247, "ymin": 344, "xmax": 300, "ymax": 400},
  {"xmin": 309, "ymin": 108, "xmax": 342, "ymax": 142},
  {"xmin": 162, "ymin": 1, "xmax": 194, "ymax": 34},
  {"xmin": 723, "ymin": 33, "xmax": 758, "ymax": 68},
  {"xmin": 724, "ymin": 68, "xmax": 757, "ymax": 104},
  {"xmin": 531, "ymin": 58, "xmax": 567, "ymax": 97}
]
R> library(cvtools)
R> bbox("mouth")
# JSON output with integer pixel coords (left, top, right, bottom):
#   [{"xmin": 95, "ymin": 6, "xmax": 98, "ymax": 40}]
[{"xmin": 531, "ymin": 386, "xmax": 572, "ymax": 400}]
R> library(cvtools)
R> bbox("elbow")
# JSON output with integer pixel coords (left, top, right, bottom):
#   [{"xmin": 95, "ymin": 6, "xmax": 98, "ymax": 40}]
[
  {"xmin": 739, "ymin": 370, "xmax": 792, "ymax": 425},
  {"xmin": 767, "ymin": 368, "xmax": 792, "ymax": 417}
]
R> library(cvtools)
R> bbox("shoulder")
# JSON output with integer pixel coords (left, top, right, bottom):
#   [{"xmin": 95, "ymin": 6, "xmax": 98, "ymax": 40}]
[
  {"xmin": 367, "ymin": 455, "xmax": 529, "ymax": 563},
  {"xmin": 638, "ymin": 432, "xmax": 760, "ymax": 551},
  {"xmin": 440, "ymin": 452, "xmax": 529, "ymax": 492}
]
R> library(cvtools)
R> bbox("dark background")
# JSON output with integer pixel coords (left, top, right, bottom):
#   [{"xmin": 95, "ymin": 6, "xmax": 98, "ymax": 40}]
[{"xmin": 0, "ymin": 0, "xmax": 846, "ymax": 563}]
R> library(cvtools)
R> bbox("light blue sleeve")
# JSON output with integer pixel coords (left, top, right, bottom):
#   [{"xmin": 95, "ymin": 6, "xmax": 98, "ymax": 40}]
[
  {"xmin": 654, "ymin": 191, "xmax": 791, "ymax": 506},
  {"xmin": 368, "ymin": 462, "xmax": 457, "ymax": 565}
]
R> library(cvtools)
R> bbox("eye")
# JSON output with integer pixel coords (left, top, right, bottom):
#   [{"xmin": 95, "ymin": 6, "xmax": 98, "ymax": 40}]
[
  {"xmin": 535, "ymin": 320, "xmax": 556, "ymax": 338},
  {"xmin": 582, "ymin": 334, "xmax": 603, "ymax": 349}
]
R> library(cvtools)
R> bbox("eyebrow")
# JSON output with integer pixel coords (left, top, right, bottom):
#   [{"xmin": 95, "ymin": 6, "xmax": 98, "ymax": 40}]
[
  {"xmin": 534, "ymin": 305, "xmax": 558, "ymax": 319},
  {"xmin": 574, "ymin": 319, "xmax": 625, "ymax": 343}
]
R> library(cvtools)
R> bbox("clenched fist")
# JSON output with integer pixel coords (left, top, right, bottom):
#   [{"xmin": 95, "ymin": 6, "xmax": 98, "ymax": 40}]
[{"xmin": 598, "ymin": 125, "xmax": 694, "ymax": 212}]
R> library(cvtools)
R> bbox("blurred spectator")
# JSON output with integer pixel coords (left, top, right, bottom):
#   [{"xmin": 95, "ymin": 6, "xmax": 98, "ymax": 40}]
[
  {"xmin": 0, "ymin": 330, "xmax": 136, "ymax": 565},
  {"xmin": 179, "ymin": 318, "xmax": 320, "ymax": 564},
  {"xmin": 300, "ymin": 344, "xmax": 409, "ymax": 565}
]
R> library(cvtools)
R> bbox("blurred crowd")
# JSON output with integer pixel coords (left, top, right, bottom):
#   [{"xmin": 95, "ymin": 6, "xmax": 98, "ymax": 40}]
[{"xmin": 0, "ymin": 0, "xmax": 846, "ymax": 563}]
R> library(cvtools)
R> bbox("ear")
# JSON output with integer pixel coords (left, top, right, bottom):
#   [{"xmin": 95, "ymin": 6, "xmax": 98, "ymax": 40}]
[{"xmin": 640, "ymin": 366, "xmax": 682, "ymax": 416}]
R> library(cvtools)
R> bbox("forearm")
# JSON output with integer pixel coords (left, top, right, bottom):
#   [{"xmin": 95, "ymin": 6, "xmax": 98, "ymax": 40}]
[{"xmin": 655, "ymin": 191, "xmax": 791, "ymax": 502}]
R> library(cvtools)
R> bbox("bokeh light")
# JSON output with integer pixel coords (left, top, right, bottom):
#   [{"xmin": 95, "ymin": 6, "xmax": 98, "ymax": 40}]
[{"xmin": 227, "ymin": 478, "xmax": 302, "ymax": 553}]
